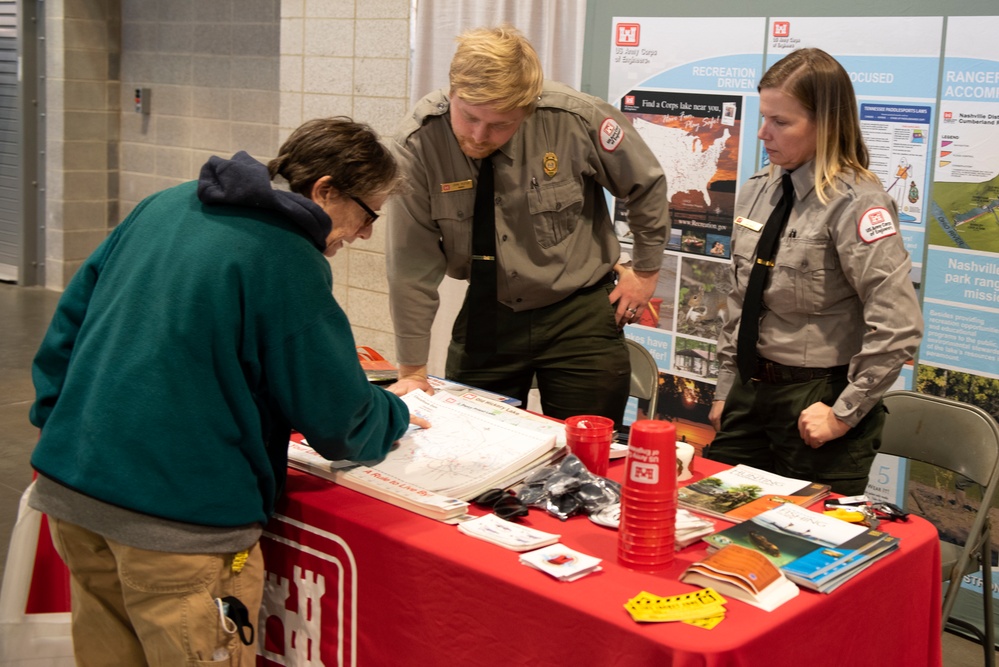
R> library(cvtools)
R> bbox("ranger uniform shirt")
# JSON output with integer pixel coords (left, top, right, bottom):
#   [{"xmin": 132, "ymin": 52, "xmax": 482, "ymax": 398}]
[
  {"xmin": 385, "ymin": 81, "xmax": 671, "ymax": 367},
  {"xmin": 715, "ymin": 161, "xmax": 923, "ymax": 427}
]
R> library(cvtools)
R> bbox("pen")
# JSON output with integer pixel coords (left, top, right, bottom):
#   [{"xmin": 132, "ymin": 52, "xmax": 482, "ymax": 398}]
[{"xmin": 531, "ymin": 177, "xmax": 541, "ymax": 202}]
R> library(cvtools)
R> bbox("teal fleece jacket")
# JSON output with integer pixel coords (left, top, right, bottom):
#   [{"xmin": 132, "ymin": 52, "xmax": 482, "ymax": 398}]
[{"xmin": 30, "ymin": 152, "xmax": 409, "ymax": 527}]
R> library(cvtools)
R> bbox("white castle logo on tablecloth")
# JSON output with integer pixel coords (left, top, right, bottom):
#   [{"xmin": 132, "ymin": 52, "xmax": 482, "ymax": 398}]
[{"xmin": 259, "ymin": 565, "xmax": 327, "ymax": 666}]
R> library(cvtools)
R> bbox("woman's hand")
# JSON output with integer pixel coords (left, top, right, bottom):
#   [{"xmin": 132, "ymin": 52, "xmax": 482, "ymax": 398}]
[{"xmin": 409, "ymin": 414, "xmax": 431, "ymax": 429}]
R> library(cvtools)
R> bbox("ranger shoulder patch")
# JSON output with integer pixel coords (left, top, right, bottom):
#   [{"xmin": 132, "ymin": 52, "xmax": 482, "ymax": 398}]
[
  {"xmin": 857, "ymin": 207, "xmax": 897, "ymax": 243},
  {"xmin": 599, "ymin": 117, "xmax": 624, "ymax": 152}
]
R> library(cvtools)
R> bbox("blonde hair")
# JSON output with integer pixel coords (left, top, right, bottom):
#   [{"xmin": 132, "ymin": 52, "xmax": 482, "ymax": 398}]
[
  {"xmin": 759, "ymin": 48, "xmax": 880, "ymax": 203},
  {"xmin": 449, "ymin": 25, "xmax": 544, "ymax": 112}
]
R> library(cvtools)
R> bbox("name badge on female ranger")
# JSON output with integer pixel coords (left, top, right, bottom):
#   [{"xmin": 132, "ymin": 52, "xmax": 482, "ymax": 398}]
[{"xmin": 735, "ymin": 216, "xmax": 764, "ymax": 232}]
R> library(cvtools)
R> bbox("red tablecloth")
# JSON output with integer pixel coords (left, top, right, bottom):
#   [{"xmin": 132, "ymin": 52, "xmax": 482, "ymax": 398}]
[{"xmin": 257, "ymin": 457, "xmax": 943, "ymax": 667}]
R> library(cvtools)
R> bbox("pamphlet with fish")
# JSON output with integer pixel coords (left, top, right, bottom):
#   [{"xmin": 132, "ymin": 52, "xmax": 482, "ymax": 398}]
[
  {"xmin": 678, "ymin": 464, "xmax": 830, "ymax": 523},
  {"xmin": 702, "ymin": 502, "xmax": 900, "ymax": 593}
]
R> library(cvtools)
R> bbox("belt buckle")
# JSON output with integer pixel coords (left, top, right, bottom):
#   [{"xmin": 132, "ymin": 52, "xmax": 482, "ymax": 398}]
[{"xmin": 753, "ymin": 359, "xmax": 771, "ymax": 383}]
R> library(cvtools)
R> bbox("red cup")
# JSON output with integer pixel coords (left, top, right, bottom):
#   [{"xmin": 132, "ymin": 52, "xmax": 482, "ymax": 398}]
[
  {"xmin": 565, "ymin": 415, "xmax": 614, "ymax": 476},
  {"xmin": 620, "ymin": 507, "xmax": 677, "ymax": 522},
  {"xmin": 619, "ymin": 514, "xmax": 676, "ymax": 529},
  {"xmin": 619, "ymin": 528, "xmax": 676, "ymax": 543},
  {"xmin": 622, "ymin": 485, "xmax": 679, "ymax": 500},
  {"xmin": 620, "ymin": 514, "xmax": 676, "ymax": 528},
  {"xmin": 618, "ymin": 549, "xmax": 674, "ymax": 572},
  {"xmin": 624, "ymin": 420, "xmax": 677, "ymax": 493},
  {"xmin": 618, "ymin": 538, "xmax": 676, "ymax": 554},
  {"xmin": 621, "ymin": 496, "xmax": 676, "ymax": 513},
  {"xmin": 621, "ymin": 494, "xmax": 677, "ymax": 510}
]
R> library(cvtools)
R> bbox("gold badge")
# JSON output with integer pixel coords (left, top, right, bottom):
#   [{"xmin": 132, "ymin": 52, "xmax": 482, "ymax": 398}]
[
  {"xmin": 543, "ymin": 152, "xmax": 558, "ymax": 178},
  {"xmin": 440, "ymin": 179, "xmax": 473, "ymax": 193}
]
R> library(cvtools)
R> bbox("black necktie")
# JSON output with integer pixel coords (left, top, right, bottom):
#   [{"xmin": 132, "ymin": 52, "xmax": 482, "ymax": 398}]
[
  {"xmin": 736, "ymin": 172, "xmax": 795, "ymax": 383},
  {"xmin": 465, "ymin": 155, "xmax": 497, "ymax": 354}
]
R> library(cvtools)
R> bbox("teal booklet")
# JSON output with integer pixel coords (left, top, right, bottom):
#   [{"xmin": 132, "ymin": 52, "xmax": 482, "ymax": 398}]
[{"xmin": 703, "ymin": 502, "xmax": 899, "ymax": 593}]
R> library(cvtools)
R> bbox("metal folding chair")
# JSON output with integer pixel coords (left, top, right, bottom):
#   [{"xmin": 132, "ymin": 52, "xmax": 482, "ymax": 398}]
[
  {"xmin": 880, "ymin": 390, "xmax": 999, "ymax": 667},
  {"xmin": 625, "ymin": 338, "xmax": 659, "ymax": 420}
]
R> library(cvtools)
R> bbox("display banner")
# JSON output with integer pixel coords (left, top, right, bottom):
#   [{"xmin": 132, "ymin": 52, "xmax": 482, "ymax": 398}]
[
  {"xmin": 610, "ymin": 17, "xmax": 765, "ymax": 451},
  {"xmin": 765, "ymin": 15, "xmax": 943, "ymax": 280},
  {"xmin": 610, "ymin": 16, "xmax": 940, "ymax": 460},
  {"xmin": 921, "ymin": 14, "xmax": 999, "ymax": 644}
]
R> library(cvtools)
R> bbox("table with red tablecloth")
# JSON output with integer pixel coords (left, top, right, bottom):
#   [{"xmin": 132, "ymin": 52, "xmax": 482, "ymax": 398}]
[{"xmin": 256, "ymin": 456, "xmax": 942, "ymax": 667}]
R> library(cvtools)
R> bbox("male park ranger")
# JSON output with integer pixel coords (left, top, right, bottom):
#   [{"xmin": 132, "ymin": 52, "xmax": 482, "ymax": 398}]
[{"xmin": 384, "ymin": 25, "xmax": 670, "ymax": 427}]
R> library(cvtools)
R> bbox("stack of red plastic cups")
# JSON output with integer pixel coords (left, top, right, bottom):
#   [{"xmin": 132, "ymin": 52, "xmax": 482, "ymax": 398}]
[{"xmin": 618, "ymin": 420, "xmax": 677, "ymax": 572}]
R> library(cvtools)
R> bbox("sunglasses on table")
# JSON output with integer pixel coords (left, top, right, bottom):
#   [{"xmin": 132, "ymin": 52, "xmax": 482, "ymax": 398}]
[{"xmin": 471, "ymin": 488, "xmax": 530, "ymax": 521}]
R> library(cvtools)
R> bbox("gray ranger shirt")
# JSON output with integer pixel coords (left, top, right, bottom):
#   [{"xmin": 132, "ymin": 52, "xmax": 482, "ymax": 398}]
[
  {"xmin": 715, "ymin": 161, "xmax": 923, "ymax": 426},
  {"xmin": 385, "ymin": 80, "xmax": 671, "ymax": 367}
]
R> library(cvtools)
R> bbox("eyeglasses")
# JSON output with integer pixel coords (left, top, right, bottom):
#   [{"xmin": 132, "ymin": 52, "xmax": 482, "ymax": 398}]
[
  {"xmin": 349, "ymin": 195, "xmax": 379, "ymax": 225},
  {"xmin": 471, "ymin": 488, "xmax": 529, "ymax": 521}
]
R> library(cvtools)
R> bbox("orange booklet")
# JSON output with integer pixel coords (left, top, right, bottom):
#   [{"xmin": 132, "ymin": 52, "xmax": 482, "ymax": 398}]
[{"xmin": 680, "ymin": 544, "xmax": 799, "ymax": 612}]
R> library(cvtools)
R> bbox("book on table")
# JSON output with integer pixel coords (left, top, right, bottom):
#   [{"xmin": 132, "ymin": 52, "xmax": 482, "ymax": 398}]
[
  {"xmin": 680, "ymin": 544, "xmax": 800, "ymax": 612},
  {"xmin": 287, "ymin": 390, "xmax": 560, "ymax": 521},
  {"xmin": 701, "ymin": 502, "xmax": 900, "ymax": 593},
  {"xmin": 426, "ymin": 375, "xmax": 522, "ymax": 406},
  {"xmin": 678, "ymin": 464, "xmax": 830, "ymax": 523}
]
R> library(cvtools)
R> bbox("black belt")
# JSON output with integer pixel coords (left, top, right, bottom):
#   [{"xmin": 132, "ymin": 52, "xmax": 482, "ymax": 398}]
[
  {"xmin": 576, "ymin": 271, "xmax": 616, "ymax": 295},
  {"xmin": 753, "ymin": 357, "xmax": 848, "ymax": 385}
]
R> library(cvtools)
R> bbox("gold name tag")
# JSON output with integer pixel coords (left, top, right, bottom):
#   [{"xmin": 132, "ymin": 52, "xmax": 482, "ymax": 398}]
[
  {"xmin": 441, "ymin": 179, "xmax": 473, "ymax": 193},
  {"xmin": 735, "ymin": 216, "xmax": 763, "ymax": 232}
]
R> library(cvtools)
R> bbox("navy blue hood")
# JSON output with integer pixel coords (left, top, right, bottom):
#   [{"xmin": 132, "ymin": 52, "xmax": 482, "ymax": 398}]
[{"xmin": 197, "ymin": 150, "xmax": 331, "ymax": 251}]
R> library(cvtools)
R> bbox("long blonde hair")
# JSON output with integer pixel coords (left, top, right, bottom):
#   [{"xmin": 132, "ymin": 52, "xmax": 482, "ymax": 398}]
[
  {"xmin": 449, "ymin": 25, "xmax": 544, "ymax": 112},
  {"xmin": 760, "ymin": 48, "xmax": 880, "ymax": 202}
]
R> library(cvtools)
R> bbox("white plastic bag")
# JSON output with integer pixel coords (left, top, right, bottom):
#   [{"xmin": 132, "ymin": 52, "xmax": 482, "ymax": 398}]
[{"xmin": 0, "ymin": 482, "xmax": 74, "ymax": 666}]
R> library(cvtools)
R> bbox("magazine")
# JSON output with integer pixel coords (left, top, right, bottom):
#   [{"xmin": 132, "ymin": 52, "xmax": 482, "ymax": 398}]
[
  {"xmin": 678, "ymin": 465, "xmax": 830, "ymax": 523},
  {"xmin": 702, "ymin": 502, "xmax": 900, "ymax": 593},
  {"xmin": 680, "ymin": 544, "xmax": 800, "ymax": 611}
]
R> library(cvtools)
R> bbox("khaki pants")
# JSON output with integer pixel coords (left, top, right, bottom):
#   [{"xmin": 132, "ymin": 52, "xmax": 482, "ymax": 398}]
[{"xmin": 48, "ymin": 517, "xmax": 263, "ymax": 667}]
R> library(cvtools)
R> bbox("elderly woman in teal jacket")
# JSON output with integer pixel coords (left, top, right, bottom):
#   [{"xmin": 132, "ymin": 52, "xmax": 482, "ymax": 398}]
[{"xmin": 28, "ymin": 117, "xmax": 423, "ymax": 666}]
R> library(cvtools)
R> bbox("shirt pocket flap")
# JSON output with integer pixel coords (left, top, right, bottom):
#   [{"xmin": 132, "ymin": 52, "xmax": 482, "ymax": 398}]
[
  {"xmin": 430, "ymin": 190, "xmax": 476, "ymax": 222},
  {"xmin": 527, "ymin": 178, "xmax": 584, "ymax": 215}
]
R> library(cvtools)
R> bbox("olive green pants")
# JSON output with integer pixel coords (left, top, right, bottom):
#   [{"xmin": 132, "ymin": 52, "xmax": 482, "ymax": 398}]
[
  {"xmin": 706, "ymin": 373, "xmax": 885, "ymax": 495},
  {"xmin": 446, "ymin": 280, "xmax": 630, "ymax": 428},
  {"xmin": 49, "ymin": 517, "xmax": 263, "ymax": 667}
]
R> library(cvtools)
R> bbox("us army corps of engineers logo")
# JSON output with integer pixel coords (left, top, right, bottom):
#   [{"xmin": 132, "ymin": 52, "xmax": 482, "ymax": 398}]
[{"xmin": 258, "ymin": 514, "xmax": 357, "ymax": 666}]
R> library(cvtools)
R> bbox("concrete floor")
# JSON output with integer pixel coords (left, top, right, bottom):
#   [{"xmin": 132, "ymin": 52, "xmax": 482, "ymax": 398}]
[{"xmin": 0, "ymin": 281, "xmax": 993, "ymax": 665}]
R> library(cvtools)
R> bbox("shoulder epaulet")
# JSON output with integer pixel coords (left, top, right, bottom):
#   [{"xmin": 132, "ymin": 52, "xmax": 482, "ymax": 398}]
[
  {"xmin": 536, "ymin": 80, "xmax": 598, "ymax": 117},
  {"xmin": 396, "ymin": 90, "xmax": 450, "ymax": 141}
]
